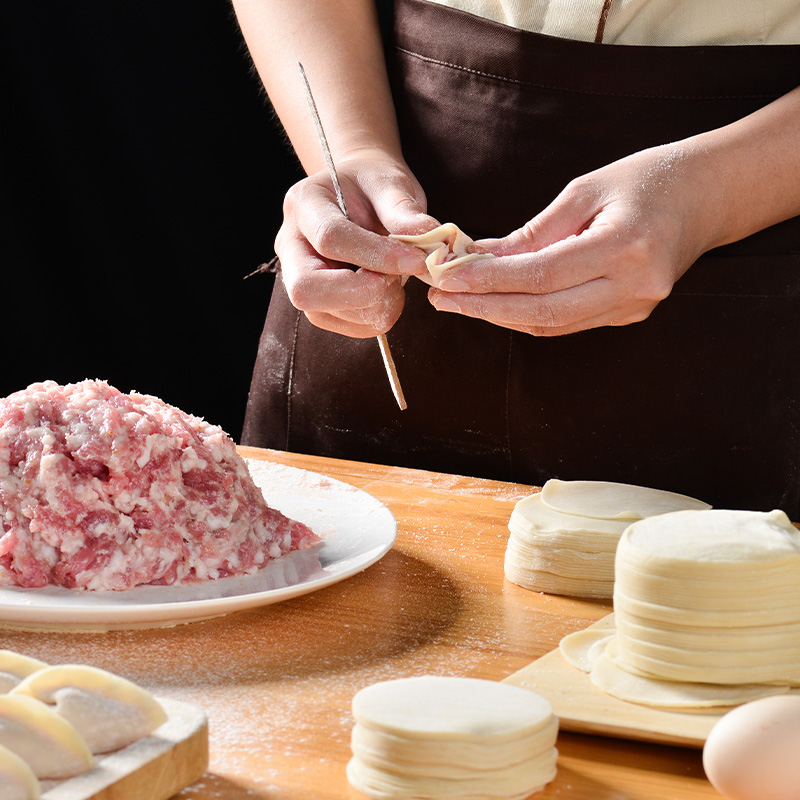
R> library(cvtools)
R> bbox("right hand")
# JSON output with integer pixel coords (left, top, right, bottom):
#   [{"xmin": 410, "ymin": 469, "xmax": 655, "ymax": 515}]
[{"xmin": 275, "ymin": 152, "xmax": 437, "ymax": 338}]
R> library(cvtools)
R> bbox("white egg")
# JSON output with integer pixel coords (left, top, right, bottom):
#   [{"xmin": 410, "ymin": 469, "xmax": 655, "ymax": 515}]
[{"xmin": 703, "ymin": 695, "xmax": 800, "ymax": 800}]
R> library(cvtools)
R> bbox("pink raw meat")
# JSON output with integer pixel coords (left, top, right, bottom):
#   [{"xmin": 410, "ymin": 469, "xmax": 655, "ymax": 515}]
[{"xmin": 0, "ymin": 380, "xmax": 319, "ymax": 590}]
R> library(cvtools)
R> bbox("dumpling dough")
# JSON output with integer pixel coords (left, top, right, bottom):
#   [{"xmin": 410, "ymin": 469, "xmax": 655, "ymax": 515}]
[
  {"xmin": 0, "ymin": 744, "xmax": 40, "ymax": 800},
  {"xmin": 559, "ymin": 509, "xmax": 800, "ymax": 708},
  {"xmin": 347, "ymin": 676, "xmax": 558, "ymax": 800},
  {"xmin": 12, "ymin": 664, "xmax": 168, "ymax": 754},
  {"xmin": 0, "ymin": 651, "xmax": 48, "ymax": 693},
  {"xmin": 612, "ymin": 509, "xmax": 800, "ymax": 686},
  {"xmin": 559, "ymin": 620, "xmax": 791, "ymax": 708},
  {"xmin": 540, "ymin": 479, "xmax": 711, "ymax": 520},
  {"xmin": 505, "ymin": 480, "xmax": 710, "ymax": 599},
  {"xmin": 0, "ymin": 694, "xmax": 94, "ymax": 779},
  {"xmin": 505, "ymin": 491, "xmax": 629, "ymax": 598},
  {"xmin": 390, "ymin": 223, "xmax": 492, "ymax": 287}
]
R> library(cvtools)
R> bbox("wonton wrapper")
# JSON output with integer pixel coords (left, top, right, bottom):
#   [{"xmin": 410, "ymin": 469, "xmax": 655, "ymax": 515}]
[
  {"xmin": 560, "ymin": 627, "xmax": 791, "ymax": 708},
  {"xmin": 0, "ymin": 651, "xmax": 48, "ymax": 693},
  {"xmin": 559, "ymin": 509, "xmax": 800, "ymax": 708},
  {"xmin": 12, "ymin": 664, "xmax": 168, "ymax": 754},
  {"xmin": 390, "ymin": 223, "xmax": 492, "ymax": 287},
  {"xmin": 505, "ymin": 491, "xmax": 629, "ymax": 598},
  {"xmin": 348, "ymin": 676, "xmax": 558, "ymax": 800},
  {"xmin": 0, "ymin": 743, "xmax": 40, "ymax": 800},
  {"xmin": 541, "ymin": 479, "xmax": 711, "ymax": 520},
  {"xmin": 505, "ymin": 480, "xmax": 709, "ymax": 599},
  {"xmin": 0, "ymin": 694, "xmax": 94, "ymax": 779},
  {"xmin": 614, "ymin": 509, "xmax": 800, "ymax": 686}
]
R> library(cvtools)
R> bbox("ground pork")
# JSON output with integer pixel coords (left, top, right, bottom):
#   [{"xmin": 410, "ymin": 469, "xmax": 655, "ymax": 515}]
[{"xmin": 0, "ymin": 380, "xmax": 319, "ymax": 591}]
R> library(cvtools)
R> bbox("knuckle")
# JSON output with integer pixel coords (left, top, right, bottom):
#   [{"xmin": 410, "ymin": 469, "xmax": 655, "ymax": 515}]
[
  {"xmin": 284, "ymin": 276, "xmax": 313, "ymax": 310},
  {"xmin": 282, "ymin": 180, "xmax": 307, "ymax": 213},
  {"xmin": 626, "ymin": 304, "xmax": 657, "ymax": 324},
  {"xmin": 618, "ymin": 235, "xmax": 674, "ymax": 303},
  {"xmin": 532, "ymin": 297, "xmax": 560, "ymax": 330},
  {"xmin": 528, "ymin": 265, "xmax": 555, "ymax": 294},
  {"xmin": 355, "ymin": 270, "xmax": 392, "ymax": 308},
  {"xmin": 312, "ymin": 216, "xmax": 345, "ymax": 257},
  {"xmin": 632, "ymin": 267, "xmax": 673, "ymax": 304},
  {"xmin": 563, "ymin": 174, "xmax": 601, "ymax": 204}
]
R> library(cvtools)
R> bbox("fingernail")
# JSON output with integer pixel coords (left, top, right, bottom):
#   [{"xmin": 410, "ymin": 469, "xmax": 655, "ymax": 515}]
[
  {"xmin": 438, "ymin": 277, "xmax": 470, "ymax": 292},
  {"xmin": 433, "ymin": 295, "xmax": 460, "ymax": 313}
]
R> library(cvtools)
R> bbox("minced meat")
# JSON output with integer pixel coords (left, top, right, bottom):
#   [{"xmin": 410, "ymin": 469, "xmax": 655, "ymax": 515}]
[{"xmin": 0, "ymin": 380, "xmax": 319, "ymax": 590}]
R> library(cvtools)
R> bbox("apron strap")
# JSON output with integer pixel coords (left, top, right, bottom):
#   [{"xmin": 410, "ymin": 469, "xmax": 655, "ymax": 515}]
[{"xmin": 595, "ymin": 0, "xmax": 614, "ymax": 44}]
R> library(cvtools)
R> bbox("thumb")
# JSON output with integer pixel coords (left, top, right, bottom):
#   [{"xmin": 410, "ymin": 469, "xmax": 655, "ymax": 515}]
[{"xmin": 374, "ymin": 179, "xmax": 439, "ymax": 237}]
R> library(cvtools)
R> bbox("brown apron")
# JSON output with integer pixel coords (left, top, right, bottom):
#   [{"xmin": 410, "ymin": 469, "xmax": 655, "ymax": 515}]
[{"xmin": 243, "ymin": 0, "xmax": 800, "ymax": 516}]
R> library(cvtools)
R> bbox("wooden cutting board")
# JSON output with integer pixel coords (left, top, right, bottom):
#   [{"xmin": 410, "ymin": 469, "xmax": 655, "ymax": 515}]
[
  {"xmin": 503, "ymin": 616, "xmax": 723, "ymax": 749},
  {"xmin": 40, "ymin": 697, "xmax": 208, "ymax": 800}
]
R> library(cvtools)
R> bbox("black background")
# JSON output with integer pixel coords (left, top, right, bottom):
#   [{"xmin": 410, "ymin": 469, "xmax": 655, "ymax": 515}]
[{"xmin": 1, "ymin": 1, "xmax": 303, "ymax": 440}]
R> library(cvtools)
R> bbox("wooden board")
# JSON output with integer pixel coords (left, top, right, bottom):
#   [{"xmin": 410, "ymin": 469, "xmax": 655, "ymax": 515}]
[
  {"xmin": 40, "ymin": 698, "xmax": 208, "ymax": 800},
  {"xmin": 503, "ymin": 616, "xmax": 723, "ymax": 749}
]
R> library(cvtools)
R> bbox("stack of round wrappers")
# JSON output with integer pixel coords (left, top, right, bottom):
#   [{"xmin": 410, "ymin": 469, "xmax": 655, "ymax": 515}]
[
  {"xmin": 347, "ymin": 676, "xmax": 558, "ymax": 800},
  {"xmin": 561, "ymin": 508, "xmax": 800, "ymax": 708},
  {"xmin": 505, "ymin": 480, "xmax": 710, "ymax": 599}
]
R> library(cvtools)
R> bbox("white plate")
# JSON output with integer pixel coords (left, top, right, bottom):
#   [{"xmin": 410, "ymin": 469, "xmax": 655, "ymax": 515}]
[{"xmin": 0, "ymin": 459, "xmax": 397, "ymax": 631}]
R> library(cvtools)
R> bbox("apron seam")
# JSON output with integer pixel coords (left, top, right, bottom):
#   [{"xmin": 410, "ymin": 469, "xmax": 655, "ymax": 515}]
[
  {"xmin": 394, "ymin": 46, "xmax": 782, "ymax": 101},
  {"xmin": 284, "ymin": 310, "xmax": 302, "ymax": 451},
  {"xmin": 505, "ymin": 330, "xmax": 514, "ymax": 479}
]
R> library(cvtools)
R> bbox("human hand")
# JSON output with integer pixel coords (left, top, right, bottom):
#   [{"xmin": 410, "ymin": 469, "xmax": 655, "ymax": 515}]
[
  {"xmin": 275, "ymin": 152, "xmax": 437, "ymax": 338},
  {"xmin": 428, "ymin": 142, "xmax": 728, "ymax": 336}
]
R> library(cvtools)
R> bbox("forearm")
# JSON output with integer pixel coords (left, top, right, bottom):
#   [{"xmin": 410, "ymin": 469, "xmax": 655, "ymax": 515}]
[
  {"xmin": 687, "ymin": 84, "xmax": 800, "ymax": 251},
  {"xmin": 231, "ymin": 0, "xmax": 402, "ymax": 173}
]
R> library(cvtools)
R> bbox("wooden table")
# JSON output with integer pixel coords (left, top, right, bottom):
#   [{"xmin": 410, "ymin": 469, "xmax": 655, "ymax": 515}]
[{"xmin": 2, "ymin": 447, "xmax": 721, "ymax": 799}]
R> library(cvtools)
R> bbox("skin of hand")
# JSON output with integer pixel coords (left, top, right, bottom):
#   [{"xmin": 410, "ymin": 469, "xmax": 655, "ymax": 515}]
[
  {"xmin": 233, "ymin": 2, "xmax": 800, "ymax": 339},
  {"xmin": 231, "ymin": 0, "xmax": 434, "ymax": 338},
  {"xmin": 276, "ymin": 151, "xmax": 437, "ymax": 338},
  {"xmin": 428, "ymin": 85, "xmax": 800, "ymax": 336}
]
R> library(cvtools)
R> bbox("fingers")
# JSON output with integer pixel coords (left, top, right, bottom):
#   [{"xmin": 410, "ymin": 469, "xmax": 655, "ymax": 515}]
[
  {"xmin": 277, "ymin": 232, "xmax": 406, "ymax": 337},
  {"xmin": 429, "ymin": 225, "xmax": 674, "ymax": 335},
  {"xmin": 364, "ymin": 169, "xmax": 441, "ymax": 238},
  {"xmin": 274, "ymin": 159, "xmax": 440, "ymax": 338},
  {"xmin": 283, "ymin": 181, "xmax": 429, "ymax": 276},
  {"xmin": 428, "ymin": 277, "xmax": 658, "ymax": 336},
  {"xmin": 473, "ymin": 175, "xmax": 605, "ymax": 256},
  {"xmin": 437, "ymin": 227, "xmax": 607, "ymax": 295}
]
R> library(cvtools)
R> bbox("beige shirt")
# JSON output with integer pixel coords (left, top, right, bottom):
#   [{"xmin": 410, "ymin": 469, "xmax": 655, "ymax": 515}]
[{"xmin": 426, "ymin": 0, "xmax": 800, "ymax": 45}]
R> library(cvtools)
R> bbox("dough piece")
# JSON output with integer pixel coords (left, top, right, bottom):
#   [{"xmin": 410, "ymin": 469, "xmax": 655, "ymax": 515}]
[
  {"xmin": 508, "ymin": 494, "xmax": 627, "ymax": 553},
  {"xmin": 347, "ymin": 750, "xmax": 558, "ymax": 800},
  {"xmin": 0, "ymin": 651, "xmax": 48, "ymax": 693},
  {"xmin": 540, "ymin": 479, "xmax": 711, "ymax": 520},
  {"xmin": 558, "ymin": 624, "xmax": 616, "ymax": 673},
  {"xmin": 0, "ymin": 694, "xmax": 94, "ymax": 779},
  {"xmin": 505, "ymin": 491, "xmax": 628, "ymax": 598},
  {"xmin": 351, "ymin": 720, "xmax": 557, "ymax": 772},
  {"xmin": 12, "ymin": 664, "xmax": 168, "ymax": 754},
  {"xmin": 613, "ymin": 509, "xmax": 800, "ymax": 686},
  {"xmin": 348, "ymin": 676, "xmax": 558, "ymax": 799},
  {"xmin": 560, "ymin": 508, "xmax": 800, "ymax": 708},
  {"xmin": 390, "ymin": 223, "xmax": 492, "ymax": 287},
  {"xmin": 560, "ymin": 626, "xmax": 792, "ymax": 708},
  {"xmin": 505, "ymin": 481, "xmax": 709, "ymax": 599},
  {"xmin": 590, "ymin": 638, "xmax": 791, "ymax": 709},
  {"xmin": 0, "ymin": 744, "xmax": 40, "ymax": 800},
  {"xmin": 352, "ymin": 676, "xmax": 555, "ymax": 742}
]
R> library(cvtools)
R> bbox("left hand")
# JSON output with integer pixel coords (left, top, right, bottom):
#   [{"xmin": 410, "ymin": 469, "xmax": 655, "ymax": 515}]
[{"xmin": 427, "ymin": 142, "xmax": 728, "ymax": 336}]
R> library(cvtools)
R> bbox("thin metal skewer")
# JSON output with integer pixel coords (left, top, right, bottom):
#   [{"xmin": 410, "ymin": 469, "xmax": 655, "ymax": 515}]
[{"xmin": 298, "ymin": 61, "xmax": 407, "ymax": 411}]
